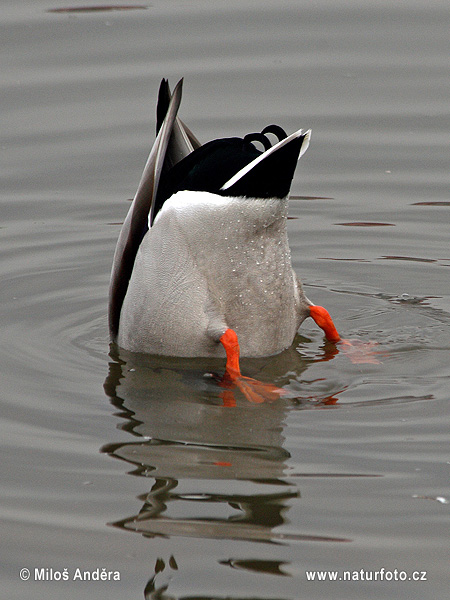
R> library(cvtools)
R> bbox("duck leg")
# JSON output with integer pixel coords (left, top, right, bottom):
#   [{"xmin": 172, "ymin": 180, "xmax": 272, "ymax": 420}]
[
  {"xmin": 309, "ymin": 305, "xmax": 341, "ymax": 343},
  {"xmin": 309, "ymin": 305, "xmax": 381, "ymax": 364},
  {"xmin": 219, "ymin": 329, "xmax": 284, "ymax": 403},
  {"xmin": 219, "ymin": 329, "xmax": 241, "ymax": 379}
]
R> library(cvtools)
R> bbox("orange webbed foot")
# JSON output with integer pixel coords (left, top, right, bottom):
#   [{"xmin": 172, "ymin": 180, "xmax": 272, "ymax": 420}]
[
  {"xmin": 309, "ymin": 305, "xmax": 381, "ymax": 364},
  {"xmin": 234, "ymin": 376, "xmax": 285, "ymax": 404},
  {"xmin": 219, "ymin": 329, "xmax": 286, "ymax": 404},
  {"xmin": 339, "ymin": 338, "xmax": 382, "ymax": 364}
]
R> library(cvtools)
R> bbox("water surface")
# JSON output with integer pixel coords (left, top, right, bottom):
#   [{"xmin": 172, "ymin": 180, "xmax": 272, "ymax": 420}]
[{"xmin": 1, "ymin": 1, "xmax": 449, "ymax": 599}]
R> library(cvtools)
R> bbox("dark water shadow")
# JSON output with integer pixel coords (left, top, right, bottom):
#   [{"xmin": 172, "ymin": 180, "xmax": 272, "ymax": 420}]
[
  {"xmin": 143, "ymin": 554, "xmax": 293, "ymax": 600},
  {"xmin": 48, "ymin": 5, "xmax": 149, "ymax": 13}
]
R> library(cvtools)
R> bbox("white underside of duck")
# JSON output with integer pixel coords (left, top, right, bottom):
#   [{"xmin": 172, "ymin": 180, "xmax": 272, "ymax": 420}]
[
  {"xmin": 118, "ymin": 190, "xmax": 312, "ymax": 357},
  {"xmin": 109, "ymin": 79, "xmax": 341, "ymax": 380}
]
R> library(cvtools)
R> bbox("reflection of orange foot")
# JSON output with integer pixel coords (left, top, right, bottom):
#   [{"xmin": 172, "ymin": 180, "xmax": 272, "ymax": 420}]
[
  {"xmin": 219, "ymin": 388, "xmax": 237, "ymax": 407},
  {"xmin": 339, "ymin": 338, "xmax": 382, "ymax": 364},
  {"xmin": 322, "ymin": 396, "xmax": 339, "ymax": 406}
]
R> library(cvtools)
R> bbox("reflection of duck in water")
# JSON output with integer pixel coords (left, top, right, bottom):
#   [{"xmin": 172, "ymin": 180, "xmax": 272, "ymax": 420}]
[
  {"xmin": 102, "ymin": 353, "xmax": 349, "ymax": 545},
  {"xmin": 102, "ymin": 350, "xmax": 349, "ymax": 599},
  {"xmin": 108, "ymin": 79, "xmax": 341, "ymax": 401}
]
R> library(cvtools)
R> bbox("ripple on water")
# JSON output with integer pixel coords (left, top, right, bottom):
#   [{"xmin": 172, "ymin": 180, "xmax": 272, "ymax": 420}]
[{"xmin": 0, "ymin": 201, "xmax": 112, "ymax": 413}]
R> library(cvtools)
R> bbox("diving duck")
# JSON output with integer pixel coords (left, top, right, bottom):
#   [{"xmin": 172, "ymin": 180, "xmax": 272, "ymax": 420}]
[{"xmin": 109, "ymin": 79, "xmax": 340, "ymax": 383}]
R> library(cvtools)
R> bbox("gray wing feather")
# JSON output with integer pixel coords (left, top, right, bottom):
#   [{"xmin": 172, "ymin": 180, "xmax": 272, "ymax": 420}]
[{"xmin": 109, "ymin": 79, "xmax": 195, "ymax": 340}]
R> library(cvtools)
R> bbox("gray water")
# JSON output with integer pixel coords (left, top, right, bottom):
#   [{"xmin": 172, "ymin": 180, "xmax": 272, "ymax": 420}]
[{"xmin": 1, "ymin": 1, "xmax": 449, "ymax": 599}]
